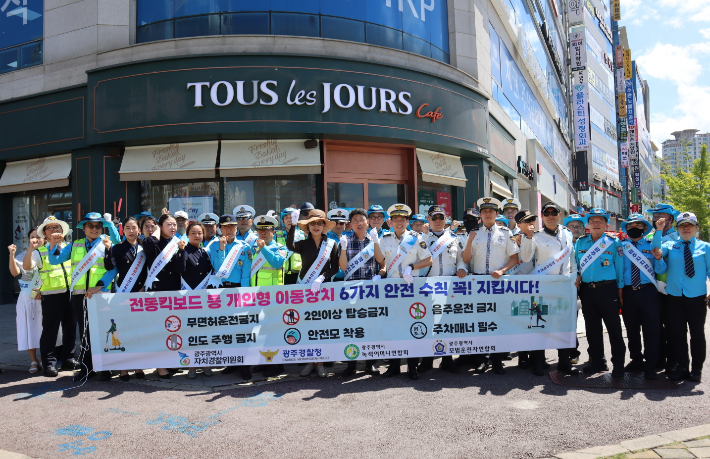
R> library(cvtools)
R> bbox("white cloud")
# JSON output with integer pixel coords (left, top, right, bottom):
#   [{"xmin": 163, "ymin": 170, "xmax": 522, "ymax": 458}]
[
  {"xmin": 657, "ymin": 0, "xmax": 710, "ymax": 22},
  {"xmin": 701, "ymin": 28, "xmax": 710, "ymax": 38},
  {"xmin": 664, "ymin": 17, "xmax": 684, "ymax": 28},
  {"xmin": 637, "ymin": 43, "xmax": 708, "ymax": 86},
  {"xmin": 650, "ymin": 85, "xmax": 710, "ymax": 142}
]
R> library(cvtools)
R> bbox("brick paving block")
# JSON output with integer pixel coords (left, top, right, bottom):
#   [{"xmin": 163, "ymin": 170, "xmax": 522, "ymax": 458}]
[
  {"xmin": 685, "ymin": 440, "xmax": 710, "ymax": 448},
  {"xmin": 688, "ymin": 447, "xmax": 710, "ymax": 457},
  {"xmin": 653, "ymin": 448, "xmax": 696, "ymax": 458},
  {"xmin": 627, "ymin": 451, "xmax": 661, "ymax": 459},
  {"xmin": 622, "ymin": 436, "xmax": 675, "ymax": 451},
  {"xmin": 662, "ymin": 425, "xmax": 710, "ymax": 442},
  {"xmin": 579, "ymin": 444, "xmax": 629, "ymax": 456}
]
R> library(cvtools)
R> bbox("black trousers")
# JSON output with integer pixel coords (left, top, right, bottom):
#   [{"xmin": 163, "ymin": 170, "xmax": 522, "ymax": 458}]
[
  {"xmin": 658, "ymin": 293, "xmax": 676, "ymax": 367},
  {"xmin": 39, "ymin": 292, "xmax": 76, "ymax": 369},
  {"xmin": 284, "ymin": 272, "xmax": 300, "ymax": 285},
  {"xmin": 579, "ymin": 282, "xmax": 626, "ymax": 369},
  {"xmin": 388, "ymin": 358, "xmax": 419, "ymax": 369},
  {"xmin": 72, "ymin": 294, "xmax": 93, "ymax": 372},
  {"xmin": 667, "ymin": 294, "xmax": 707, "ymax": 372},
  {"xmin": 621, "ymin": 285, "xmax": 660, "ymax": 371}
]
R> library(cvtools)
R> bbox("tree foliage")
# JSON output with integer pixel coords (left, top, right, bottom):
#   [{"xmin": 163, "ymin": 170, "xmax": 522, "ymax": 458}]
[{"xmin": 660, "ymin": 143, "xmax": 710, "ymax": 240}]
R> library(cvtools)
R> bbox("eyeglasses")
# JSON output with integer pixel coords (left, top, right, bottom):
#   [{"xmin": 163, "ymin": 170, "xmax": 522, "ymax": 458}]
[
  {"xmin": 542, "ymin": 210, "xmax": 559, "ymax": 217},
  {"xmin": 430, "ymin": 215, "xmax": 445, "ymax": 221},
  {"xmin": 369, "ymin": 214, "xmax": 384, "ymax": 220},
  {"xmin": 44, "ymin": 226, "xmax": 62, "ymax": 232},
  {"xmin": 84, "ymin": 223, "xmax": 103, "ymax": 230}
]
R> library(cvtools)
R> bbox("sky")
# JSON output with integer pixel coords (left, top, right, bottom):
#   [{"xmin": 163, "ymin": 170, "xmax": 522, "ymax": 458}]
[{"xmin": 623, "ymin": 0, "xmax": 710, "ymax": 144}]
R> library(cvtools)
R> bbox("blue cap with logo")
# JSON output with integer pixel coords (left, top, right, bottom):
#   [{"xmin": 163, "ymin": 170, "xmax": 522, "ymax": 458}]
[
  {"xmin": 410, "ymin": 213, "xmax": 427, "ymax": 222},
  {"xmin": 280, "ymin": 207, "xmax": 297, "ymax": 221},
  {"xmin": 77, "ymin": 212, "xmax": 111, "ymax": 229},
  {"xmin": 367, "ymin": 205, "xmax": 388, "ymax": 219},
  {"xmin": 645, "ymin": 203, "xmax": 681, "ymax": 219},
  {"xmin": 563, "ymin": 214, "xmax": 586, "ymax": 226},
  {"xmin": 621, "ymin": 213, "xmax": 653, "ymax": 236},
  {"xmin": 584, "ymin": 208, "xmax": 610, "ymax": 225},
  {"xmin": 495, "ymin": 215, "xmax": 508, "ymax": 225}
]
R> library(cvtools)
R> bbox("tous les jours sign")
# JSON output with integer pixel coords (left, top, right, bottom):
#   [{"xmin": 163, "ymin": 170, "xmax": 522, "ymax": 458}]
[{"xmin": 187, "ymin": 79, "xmax": 443, "ymax": 122}]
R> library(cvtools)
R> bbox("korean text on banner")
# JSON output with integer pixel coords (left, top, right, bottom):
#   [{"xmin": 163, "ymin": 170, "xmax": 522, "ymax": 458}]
[
  {"xmin": 86, "ymin": 276, "xmax": 578, "ymax": 371},
  {"xmin": 573, "ymin": 70, "xmax": 590, "ymax": 152}
]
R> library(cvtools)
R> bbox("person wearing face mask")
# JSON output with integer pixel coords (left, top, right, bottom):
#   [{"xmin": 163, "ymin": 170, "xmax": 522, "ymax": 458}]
[
  {"xmin": 374, "ymin": 204, "xmax": 432, "ymax": 380},
  {"xmin": 418, "ymin": 205, "xmax": 467, "ymax": 374},
  {"xmin": 500, "ymin": 198, "xmax": 522, "ymax": 235},
  {"xmin": 463, "ymin": 197, "xmax": 519, "ymax": 375},
  {"xmin": 48, "ymin": 212, "xmax": 118, "ymax": 382},
  {"xmin": 645, "ymin": 203, "xmax": 682, "ymax": 375},
  {"xmin": 619, "ymin": 214, "xmax": 665, "ymax": 380},
  {"xmin": 659, "ymin": 212, "xmax": 710, "ymax": 382},
  {"xmin": 573, "ymin": 208, "xmax": 626, "ymax": 378}
]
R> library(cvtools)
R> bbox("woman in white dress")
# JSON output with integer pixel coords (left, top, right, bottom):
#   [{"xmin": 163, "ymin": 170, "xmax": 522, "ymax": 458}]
[{"xmin": 8, "ymin": 228, "xmax": 44, "ymax": 373}]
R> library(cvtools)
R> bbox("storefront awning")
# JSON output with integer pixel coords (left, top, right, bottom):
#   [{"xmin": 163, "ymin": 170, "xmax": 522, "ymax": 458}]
[
  {"xmin": 416, "ymin": 149, "xmax": 467, "ymax": 187},
  {"xmin": 119, "ymin": 142, "xmax": 218, "ymax": 181},
  {"xmin": 220, "ymin": 140, "xmax": 322, "ymax": 177},
  {"xmin": 0, "ymin": 154, "xmax": 72, "ymax": 193},
  {"xmin": 490, "ymin": 171, "xmax": 513, "ymax": 199}
]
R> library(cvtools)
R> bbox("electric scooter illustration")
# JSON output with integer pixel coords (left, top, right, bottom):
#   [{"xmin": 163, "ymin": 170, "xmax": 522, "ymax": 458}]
[{"xmin": 104, "ymin": 319, "xmax": 126, "ymax": 352}]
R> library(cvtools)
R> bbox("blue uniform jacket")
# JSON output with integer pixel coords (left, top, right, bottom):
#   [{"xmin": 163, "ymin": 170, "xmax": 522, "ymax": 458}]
[
  {"xmin": 621, "ymin": 231, "xmax": 666, "ymax": 286},
  {"xmin": 208, "ymin": 230, "xmax": 255, "ymax": 286},
  {"xmin": 661, "ymin": 237, "xmax": 710, "ymax": 297},
  {"xmin": 575, "ymin": 234, "xmax": 624, "ymax": 287},
  {"xmin": 47, "ymin": 236, "xmax": 117, "ymax": 291}
]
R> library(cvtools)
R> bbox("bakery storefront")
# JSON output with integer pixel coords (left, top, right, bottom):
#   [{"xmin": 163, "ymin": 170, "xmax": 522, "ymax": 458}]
[{"xmin": 0, "ymin": 54, "xmax": 490, "ymax": 301}]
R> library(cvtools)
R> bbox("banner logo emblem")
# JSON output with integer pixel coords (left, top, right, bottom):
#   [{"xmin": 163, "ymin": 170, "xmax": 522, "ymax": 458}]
[
  {"xmin": 259, "ymin": 349, "xmax": 279, "ymax": 362},
  {"xmin": 344, "ymin": 344, "xmax": 360, "ymax": 360},
  {"xmin": 432, "ymin": 340, "xmax": 447, "ymax": 355},
  {"xmin": 178, "ymin": 351, "xmax": 190, "ymax": 366}
]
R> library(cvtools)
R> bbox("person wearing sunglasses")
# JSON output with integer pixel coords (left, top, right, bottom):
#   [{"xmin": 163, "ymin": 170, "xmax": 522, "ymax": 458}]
[
  {"xmin": 571, "ymin": 207, "xmax": 626, "ymax": 378},
  {"xmin": 418, "ymin": 205, "xmax": 468, "ymax": 375},
  {"xmin": 462, "ymin": 197, "xmax": 519, "ymax": 376},
  {"xmin": 327, "ymin": 209, "xmax": 350, "ymax": 282},
  {"xmin": 47, "ymin": 212, "xmax": 118, "ymax": 382},
  {"xmin": 519, "ymin": 202, "xmax": 580, "ymax": 377}
]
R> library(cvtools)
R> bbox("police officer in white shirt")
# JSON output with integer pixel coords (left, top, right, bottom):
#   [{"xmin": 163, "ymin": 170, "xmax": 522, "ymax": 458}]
[
  {"xmin": 462, "ymin": 197, "xmax": 520, "ymax": 375},
  {"xmin": 375, "ymin": 204, "xmax": 432, "ymax": 380},
  {"xmin": 418, "ymin": 204, "xmax": 468, "ymax": 374},
  {"xmin": 500, "ymin": 198, "xmax": 522, "ymax": 235},
  {"xmin": 519, "ymin": 202, "xmax": 580, "ymax": 376}
]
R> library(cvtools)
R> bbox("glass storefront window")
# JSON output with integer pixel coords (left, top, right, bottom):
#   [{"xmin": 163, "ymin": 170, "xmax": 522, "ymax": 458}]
[
  {"xmin": 368, "ymin": 183, "xmax": 405, "ymax": 211},
  {"xmin": 141, "ymin": 180, "xmax": 221, "ymax": 220},
  {"xmin": 12, "ymin": 189, "xmax": 73, "ymax": 253},
  {"xmin": 328, "ymin": 183, "xmax": 364, "ymax": 209},
  {"xmin": 226, "ymin": 175, "xmax": 316, "ymax": 217},
  {"xmin": 418, "ymin": 183, "xmax": 454, "ymax": 216},
  {"xmin": 578, "ymin": 189, "xmax": 592, "ymax": 207}
]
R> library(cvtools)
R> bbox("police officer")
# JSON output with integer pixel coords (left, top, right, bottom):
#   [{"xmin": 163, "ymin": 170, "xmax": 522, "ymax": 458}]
[
  {"xmin": 645, "ymin": 203, "xmax": 681, "ymax": 374},
  {"xmin": 174, "ymin": 210, "xmax": 190, "ymax": 242},
  {"xmin": 367, "ymin": 205, "xmax": 390, "ymax": 237},
  {"xmin": 198, "ymin": 213, "xmax": 220, "ymax": 250},
  {"xmin": 419, "ymin": 204, "xmax": 467, "ymax": 374},
  {"xmin": 208, "ymin": 212, "xmax": 253, "ymax": 380},
  {"xmin": 25, "ymin": 217, "xmax": 76, "ymax": 377},
  {"xmin": 374, "ymin": 204, "xmax": 432, "ymax": 379},
  {"xmin": 276, "ymin": 207, "xmax": 304, "ymax": 285},
  {"xmin": 462, "ymin": 197, "xmax": 519, "ymax": 375},
  {"xmin": 495, "ymin": 215, "xmax": 508, "ymax": 228},
  {"xmin": 409, "ymin": 214, "xmax": 427, "ymax": 234},
  {"xmin": 562, "ymin": 213, "xmax": 587, "ymax": 365},
  {"xmin": 573, "ymin": 208, "xmax": 626, "ymax": 378},
  {"xmin": 511, "ymin": 210, "xmax": 537, "ymax": 370},
  {"xmin": 519, "ymin": 202, "xmax": 579, "ymax": 376},
  {"xmin": 659, "ymin": 212, "xmax": 710, "ymax": 382},
  {"xmin": 327, "ymin": 209, "xmax": 349, "ymax": 281},
  {"xmin": 500, "ymin": 198, "xmax": 522, "ymax": 235},
  {"xmin": 619, "ymin": 214, "xmax": 665, "ymax": 379},
  {"xmin": 251, "ymin": 215, "xmax": 289, "ymax": 378},
  {"xmin": 48, "ymin": 212, "xmax": 117, "ymax": 381}
]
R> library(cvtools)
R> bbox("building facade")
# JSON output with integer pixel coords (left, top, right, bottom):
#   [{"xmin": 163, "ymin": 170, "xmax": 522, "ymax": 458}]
[
  {"xmin": 0, "ymin": 0, "xmax": 576, "ymax": 301},
  {"xmin": 661, "ymin": 129, "xmax": 710, "ymax": 174}
]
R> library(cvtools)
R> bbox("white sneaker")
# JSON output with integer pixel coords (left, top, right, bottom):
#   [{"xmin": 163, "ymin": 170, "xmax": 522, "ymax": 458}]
[
  {"xmin": 300, "ymin": 363, "xmax": 315, "ymax": 377},
  {"xmin": 187, "ymin": 369, "xmax": 197, "ymax": 379},
  {"xmin": 317, "ymin": 364, "xmax": 326, "ymax": 378}
]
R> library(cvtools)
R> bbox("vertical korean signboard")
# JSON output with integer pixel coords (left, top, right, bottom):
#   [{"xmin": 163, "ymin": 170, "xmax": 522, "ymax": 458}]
[
  {"xmin": 612, "ymin": 0, "xmax": 621, "ymax": 20},
  {"xmin": 624, "ymin": 49, "xmax": 632, "ymax": 80},
  {"xmin": 570, "ymin": 32, "xmax": 590, "ymax": 153}
]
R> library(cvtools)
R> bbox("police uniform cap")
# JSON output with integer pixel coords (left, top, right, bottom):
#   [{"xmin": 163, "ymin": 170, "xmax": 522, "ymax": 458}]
[
  {"xmin": 219, "ymin": 214, "xmax": 237, "ymax": 225},
  {"xmin": 198, "ymin": 212, "xmax": 219, "ymax": 225},
  {"xmin": 514, "ymin": 210, "xmax": 536, "ymax": 224},
  {"xmin": 428, "ymin": 205, "xmax": 446, "ymax": 217},
  {"xmin": 476, "ymin": 197, "xmax": 502, "ymax": 211},
  {"xmin": 541, "ymin": 201, "xmax": 560, "ymax": 212},
  {"xmin": 387, "ymin": 203, "xmax": 412, "ymax": 218},
  {"xmin": 255, "ymin": 215, "xmax": 278, "ymax": 229},
  {"xmin": 232, "ymin": 205, "xmax": 255, "ymax": 219},
  {"xmin": 463, "ymin": 208, "xmax": 480, "ymax": 220},
  {"xmin": 676, "ymin": 212, "xmax": 699, "ymax": 226},
  {"xmin": 410, "ymin": 214, "xmax": 427, "ymax": 222},
  {"xmin": 501, "ymin": 198, "xmax": 521, "ymax": 211},
  {"xmin": 327, "ymin": 208, "xmax": 349, "ymax": 222}
]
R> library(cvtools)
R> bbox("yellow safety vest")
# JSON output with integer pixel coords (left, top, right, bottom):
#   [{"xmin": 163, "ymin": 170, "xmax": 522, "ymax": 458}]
[
  {"xmin": 38, "ymin": 245, "xmax": 70, "ymax": 294},
  {"xmin": 275, "ymin": 230, "xmax": 302, "ymax": 273},
  {"xmin": 70, "ymin": 238, "xmax": 113, "ymax": 292}
]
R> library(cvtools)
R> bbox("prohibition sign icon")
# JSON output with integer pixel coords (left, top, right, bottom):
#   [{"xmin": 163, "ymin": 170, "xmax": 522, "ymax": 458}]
[
  {"xmin": 166, "ymin": 334, "xmax": 182, "ymax": 351},
  {"xmin": 283, "ymin": 309, "xmax": 300, "ymax": 325},
  {"xmin": 410, "ymin": 303, "xmax": 426, "ymax": 319},
  {"xmin": 165, "ymin": 315, "xmax": 181, "ymax": 332}
]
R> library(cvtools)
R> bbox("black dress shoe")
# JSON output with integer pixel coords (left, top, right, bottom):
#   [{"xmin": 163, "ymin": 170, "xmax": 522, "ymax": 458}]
[
  {"xmin": 252, "ymin": 365, "xmax": 266, "ymax": 373},
  {"xmin": 503, "ymin": 352, "xmax": 513, "ymax": 361},
  {"xmin": 382, "ymin": 366, "xmax": 401, "ymax": 378},
  {"xmin": 324, "ymin": 361, "xmax": 334, "ymax": 367},
  {"xmin": 408, "ymin": 367, "xmax": 420, "ymax": 380},
  {"xmin": 221, "ymin": 366, "xmax": 237, "ymax": 375},
  {"xmin": 665, "ymin": 364, "xmax": 677, "ymax": 375},
  {"xmin": 418, "ymin": 358, "xmax": 433, "ymax": 373},
  {"xmin": 557, "ymin": 363, "xmax": 580, "ymax": 376},
  {"xmin": 670, "ymin": 368, "xmax": 690, "ymax": 381},
  {"xmin": 99, "ymin": 371, "xmax": 112, "ymax": 381},
  {"xmin": 72, "ymin": 370, "xmax": 95, "ymax": 382},
  {"xmin": 542, "ymin": 361, "xmax": 551, "ymax": 369},
  {"xmin": 239, "ymin": 366, "xmax": 252, "ymax": 380},
  {"xmin": 342, "ymin": 367, "xmax": 357, "ymax": 377},
  {"xmin": 364, "ymin": 364, "xmax": 380, "ymax": 375},
  {"xmin": 644, "ymin": 371, "xmax": 658, "ymax": 380},
  {"xmin": 119, "ymin": 374, "xmax": 130, "ymax": 382},
  {"xmin": 60, "ymin": 359, "xmax": 79, "ymax": 370},
  {"xmin": 689, "ymin": 369, "xmax": 702, "ymax": 382},
  {"xmin": 611, "ymin": 367, "xmax": 625, "ymax": 378},
  {"xmin": 158, "ymin": 371, "xmax": 172, "ymax": 380},
  {"xmin": 442, "ymin": 360, "xmax": 462, "ymax": 374},
  {"xmin": 583, "ymin": 362, "xmax": 609, "ymax": 375},
  {"xmin": 492, "ymin": 363, "xmax": 506, "ymax": 375},
  {"xmin": 134, "ymin": 371, "xmax": 145, "ymax": 379},
  {"xmin": 473, "ymin": 362, "xmax": 487, "ymax": 374},
  {"xmin": 262, "ymin": 364, "xmax": 284, "ymax": 378},
  {"xmin": 518, "ymin": 358, "xmax": 530, "ymax": 369},
  {"xmin": 624, "ymin": 360, "xmax": 644, "ymax": 372},
  {"xmin": 44, "ymin": 366, "xmax": 58, "ymax": 377}
]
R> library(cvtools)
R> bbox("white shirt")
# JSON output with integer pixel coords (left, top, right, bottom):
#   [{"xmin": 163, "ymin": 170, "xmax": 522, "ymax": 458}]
[
  {"xmin": 468, "ymin": 224, "xmax": 519, "ymax": 274},
  {"xmin": 424, "ymin": 229, "xmax": 466, "ymax": 276},
  {"xmin": 379, "ymin": 230, "xmax": 431, "ymax": 278},
  {"xmin": 520, "ymin": 225, "xmax": 577, "ymax": 275}
]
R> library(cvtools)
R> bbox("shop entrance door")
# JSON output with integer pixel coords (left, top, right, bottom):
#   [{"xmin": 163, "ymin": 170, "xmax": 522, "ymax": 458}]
[{"xmin": 323, "ymin": 141, "xmax": 416, "ymax": 213}]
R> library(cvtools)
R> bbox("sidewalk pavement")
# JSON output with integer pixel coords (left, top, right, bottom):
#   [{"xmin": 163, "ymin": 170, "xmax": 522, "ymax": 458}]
[{"xmin": 548, "ymin": 425, "xmax": 710, "ymax": 459}]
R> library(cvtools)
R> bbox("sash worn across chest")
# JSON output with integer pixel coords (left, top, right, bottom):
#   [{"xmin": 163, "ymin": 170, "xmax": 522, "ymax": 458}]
[
  {"xmin": 386, "ymin": 234, "xmax": 418, "ymax": 277},
  {"xmin": 429, "ymin": 232, "xmax": 456, "ymax": 260},
  {"xmin": 117, "ymin": 245, "xmax": 146, "ymax": 293},
  {"xmin": 344, "ymin": 241, "xmax": 375, "ymax": 281},
  {"xmin": 579, "ymin": 236, "xmax": 612, "ymax": 274},
  {"xmin": 533, "ymin": 230, "xmax": 573, "ymax": 275},
  {"xmin": 623, "ymin": 242, "xmax": 658, "ymax": 288},
  {"xmin": 299, "ymin": 239, "xmax": 336, "ymax": 284},
  {"xmin": 70, "ymin": 239, "xmax": 107, "ymax": 292}
]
